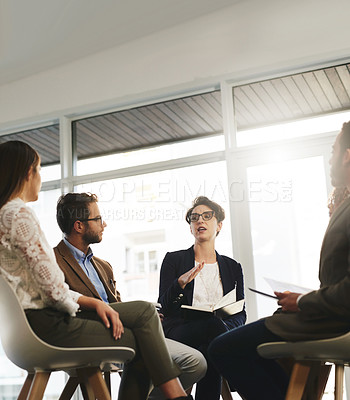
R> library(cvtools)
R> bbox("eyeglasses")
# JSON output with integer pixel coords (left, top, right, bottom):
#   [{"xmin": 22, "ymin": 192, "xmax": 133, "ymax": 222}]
[
  {"xmin": 79, "ymin": 216, "xmax": 104, "ymax": 225},
  {"xmin": 189, "ymin": 211, "xmax": 215, "ymax": 222}
]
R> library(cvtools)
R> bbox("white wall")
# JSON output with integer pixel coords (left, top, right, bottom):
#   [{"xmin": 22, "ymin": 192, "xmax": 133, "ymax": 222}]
[{"xmin": 1, "ymin": 0, "xmax": 350, "ymax": 128}]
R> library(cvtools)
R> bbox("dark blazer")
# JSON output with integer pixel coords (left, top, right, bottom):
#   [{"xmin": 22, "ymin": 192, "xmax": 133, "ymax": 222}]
[
  {"xmin": 158, "ymin": 246, "xmax": 246, "ymax": 333},
  {"xmin": 54, "ymin": 240, "xmax": 121, "ymax": 303},
  {"xmin": 265, "ymin": 197, "xmax": 350, "ymax": 341}
]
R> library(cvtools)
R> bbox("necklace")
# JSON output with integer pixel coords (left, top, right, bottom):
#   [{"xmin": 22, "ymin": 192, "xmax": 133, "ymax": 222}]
[{"xmin": 195, "ymin": 262, "xmax": 223, "ymax": 309}]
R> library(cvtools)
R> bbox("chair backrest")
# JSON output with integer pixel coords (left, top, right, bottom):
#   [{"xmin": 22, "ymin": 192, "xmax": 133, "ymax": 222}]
[
  {"xmin": 257, "ymin": 332, "xmax": 350, "ymax": 364},
  {"xmin": 0, "ymin": 274, "xmax": 135, "ymax": 371}
]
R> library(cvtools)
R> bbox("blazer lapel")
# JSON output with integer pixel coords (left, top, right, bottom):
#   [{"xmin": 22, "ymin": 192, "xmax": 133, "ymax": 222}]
[
  {"xmin": 56, "ymin": 240, "xmax": 102, "ymax": 299},
  {"xmin": 184, "ymin": 247, "xmax": 195, "ymax": 304},
  {"xmin": 90, "ymin": 258, "xmax": 118, "ymax": 303},
  {"xmin": 216, "ymin": 252, "xmax": 230, "ymax": 295},
  {"xmin": 322, "ymin": 197, "xmax": 350, "ymax": 247}
]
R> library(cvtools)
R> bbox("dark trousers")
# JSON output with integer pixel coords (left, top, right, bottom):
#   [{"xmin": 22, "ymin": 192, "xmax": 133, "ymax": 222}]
[
  {"xmin": 208, "ymin": 318, "xmax": 289, "ymax": 400},
  {"xmin": 166, "ymin": 316, "xmax": 228, "ymax": 400}
]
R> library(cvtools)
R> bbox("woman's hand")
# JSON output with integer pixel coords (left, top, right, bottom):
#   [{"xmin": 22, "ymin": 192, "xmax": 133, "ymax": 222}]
[
  {"xmin": 178, "ymin": 261, "xmax": 205, "ymax": 289},
  {"xmin": 78, "ymin": 296, "xmax": 124, "ymax": 340},
  {"xmin": 275, "ymin": 291, "xmax": 301, "ymax": 312}
]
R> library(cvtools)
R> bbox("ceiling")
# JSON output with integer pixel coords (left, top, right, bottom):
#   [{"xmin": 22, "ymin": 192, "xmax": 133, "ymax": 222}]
[{"xmin": 0, "ymin": 0, "xmax": 240, "ymax": 86}]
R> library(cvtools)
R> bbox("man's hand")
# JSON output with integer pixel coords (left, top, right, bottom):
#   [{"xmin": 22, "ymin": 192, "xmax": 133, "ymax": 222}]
[
  {"xmin": 275, "ymin": 291, "xmax": 301, "ymax": 312},
  {"xmin": 78, "ymin": 296, "xmax": 124, "ymax": 340},
  {"xmin": 95, "ymin": 301, "xmax": 124, "ymax": 340},
  {"xmin": 178, "ymin": 261, "xmax": 205, "ymax": 289}
]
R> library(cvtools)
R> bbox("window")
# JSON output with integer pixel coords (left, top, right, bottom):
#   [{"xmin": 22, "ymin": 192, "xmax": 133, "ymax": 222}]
[
  {"xmin": 73, "ymin": 90, "xmax": 223, "ymax": 174},
  {"xmin": 76, "ymin": 135, "xmax": 224, "ymax": 175},
  {"xmin": 237, "ymin": 110, "xmax": 350, "ymax": 147},
  {"xmin": 0, "ymin": 124, "xmax": 60, "ymax": 182},
  {"xmin": 233, "ymin": 63, "xmax": 350, "ymax": 146},
  {"xmin": 149, "ymin": 251, "xmax": 158, "ymax": 272},
  {"xmin": 76, "ymin": 160, "xmax": 232, "ymax": 302},
  {"xmin": 136, "ymin": 252, "xmax": 145, "ymax": 273},
  {"xmin": 247, "ymin": 156, "xmax": 329, "ymax": 317},
  {"xmin": 29, "ymin": 189, "xmax": 62, "ymax": 247}
]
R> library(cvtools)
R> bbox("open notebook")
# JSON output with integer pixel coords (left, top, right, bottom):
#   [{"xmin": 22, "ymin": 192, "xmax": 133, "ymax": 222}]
[{"xmin": 181, "ymin": 288, "xmax": 244, "ymax": 319}]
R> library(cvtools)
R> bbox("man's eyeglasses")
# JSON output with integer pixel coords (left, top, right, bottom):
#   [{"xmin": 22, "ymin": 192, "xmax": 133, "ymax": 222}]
[
  {"xmin": 189, "ymin": 211, "xmax": 215, "ymax": 222},
  {"xmin": 79, "ymin": 216, "xmax": 104, "ymax": 225}
]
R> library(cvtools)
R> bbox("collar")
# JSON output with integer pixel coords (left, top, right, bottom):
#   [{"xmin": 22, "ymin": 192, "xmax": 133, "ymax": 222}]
[{"xmin": 63, "ymin": 237, "xmax": 93, "ymax": 263}]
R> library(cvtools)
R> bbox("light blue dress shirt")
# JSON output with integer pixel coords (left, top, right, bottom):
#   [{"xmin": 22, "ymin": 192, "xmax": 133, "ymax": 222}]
[{"xmin": 63, "ymin": 238, "xmax": 109, "ymax": 303}]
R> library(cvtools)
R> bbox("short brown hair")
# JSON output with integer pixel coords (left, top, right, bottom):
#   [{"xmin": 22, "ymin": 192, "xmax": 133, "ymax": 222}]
[
  {"xmin": 56, "ymin": 192, "xmax": 98, "ymax": 235},
  {"xmin": 185, "ymin": 196, "xmax": 225, "ymax": 224},
  {"xmin": 0, "ymin": 141, "xmax": 40, "ymax": 208}
]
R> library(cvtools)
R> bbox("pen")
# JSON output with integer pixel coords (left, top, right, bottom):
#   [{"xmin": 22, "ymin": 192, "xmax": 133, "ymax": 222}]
[{"xmin": 248, "ymin": 287, "xmax": 278, "ymax": 299}]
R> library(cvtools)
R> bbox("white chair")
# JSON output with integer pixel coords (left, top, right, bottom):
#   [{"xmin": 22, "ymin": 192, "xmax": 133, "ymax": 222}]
[
  {"xmin": 257, "ymin": 332, "xmax": 350, "ymax": 400},
  {"xmin": 0, "ymin": 274, "xmax": 135, "ymax": 400}
]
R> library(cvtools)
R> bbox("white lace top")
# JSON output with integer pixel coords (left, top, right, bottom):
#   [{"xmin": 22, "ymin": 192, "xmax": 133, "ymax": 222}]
[{"xmin": 0, "ymin": 198, "xmax": 80, "ymax": 315}]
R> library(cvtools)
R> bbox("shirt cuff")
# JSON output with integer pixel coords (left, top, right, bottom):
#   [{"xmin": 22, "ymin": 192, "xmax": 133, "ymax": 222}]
[{"xmin": 296, "ymin": 293, "xmax": 304, "ymax": 305}]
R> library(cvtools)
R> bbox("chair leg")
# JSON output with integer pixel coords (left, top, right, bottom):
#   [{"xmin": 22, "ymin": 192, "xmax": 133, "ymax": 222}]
[
  {"xmin": 27, "ymin": 371, "xmax": 51, "ymax": 400},
  {"xmin": 335, "ymin": 364, "xmax": 344, "ymax": 400},
  {"xmin": 104, "ymin": 371, "xmax": 111, "ymax": 395},
  {"xmin": 80, "ymin": 381, "xmax": 96, "ymax": 400},
  {"xmin": 285, "ymin": 361, "xmax": 311, "ymax": 400},
  {"xmin": 88, "ymin": 367, "xmax": 112, "ymax": 400},
  {"xmin": 315, "ymin": 363, "xmax": 331, "ymax": 400},
  {"xmin": 77, "ymin": 367, "xmax": 111, "ymax": 400},
  {"xmin": 77, "ymin": 370, "xmax": 98, "ymax": 400},
  {"xmin": 185, "ymin": 385, "xmax": 193, "ymax": 395},
  {"xmin": 300, "ymin": 361, "xmax": 331, "ymax": 400},
  {"xmin": 17, "ymin": 372, "xmax": 35, "ymax": 400},
  {"xmin": 59, "ymin": 376, "xmax": 80, "ymax": 400},
  {"xmin": 221, "ymin": 378, "xmax": 233, "ymax": 400}
]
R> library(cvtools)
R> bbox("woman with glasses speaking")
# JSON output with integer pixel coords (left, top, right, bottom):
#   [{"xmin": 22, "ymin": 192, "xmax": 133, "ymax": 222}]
[{"xmin": 158, "ymin": 196, "xmax": 246, "ymax": 400}]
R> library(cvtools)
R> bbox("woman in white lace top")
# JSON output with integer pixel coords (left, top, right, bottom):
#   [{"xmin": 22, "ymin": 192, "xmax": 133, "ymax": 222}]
[{"xmin": 0, "ymin": 140, "xmax": 192, "ymax": 400}]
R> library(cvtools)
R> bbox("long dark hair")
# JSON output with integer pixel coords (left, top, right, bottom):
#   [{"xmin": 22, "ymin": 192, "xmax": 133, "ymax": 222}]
[{"xmin": 0, "ymin": 141, "xmax": 40, "ymax": 208}]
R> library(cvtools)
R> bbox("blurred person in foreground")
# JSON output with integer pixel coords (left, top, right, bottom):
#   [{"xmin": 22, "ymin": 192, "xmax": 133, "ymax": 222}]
[
  {"xmin": 208, "ymin": 121, "xmax": 350, "ymax": 399},
  {"xmin": 0, "ymin": 140, "xmax": 192, "ymax": 400},
  {"xmin": 328, "ymin": 185, "xmax": 350, "ymax": 216},
  {"xmin": 158, "ymin": 196, "xmax": 246, "ymax": 400}
]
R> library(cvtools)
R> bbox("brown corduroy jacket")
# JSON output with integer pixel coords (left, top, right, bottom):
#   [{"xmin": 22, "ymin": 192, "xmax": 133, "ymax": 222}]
[{"xmin": 54, "ymin": 240, "xmax": 121, "ymax": 304}]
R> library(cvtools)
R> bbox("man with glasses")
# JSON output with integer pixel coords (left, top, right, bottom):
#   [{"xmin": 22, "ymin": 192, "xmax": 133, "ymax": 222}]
[{"xmin": 54, "ymin": 192, "xmax": 207, "ymax": 400}]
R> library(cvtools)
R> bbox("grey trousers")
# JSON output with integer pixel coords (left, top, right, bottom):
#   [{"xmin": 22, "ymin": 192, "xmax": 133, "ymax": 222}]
[
  {"xmin": 26, "ymin": 300, "xmax": 181, "ymax": 400},
  {"xmin": 149, "ymin": 338, "xmax": 207, "ymax": 400}
]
